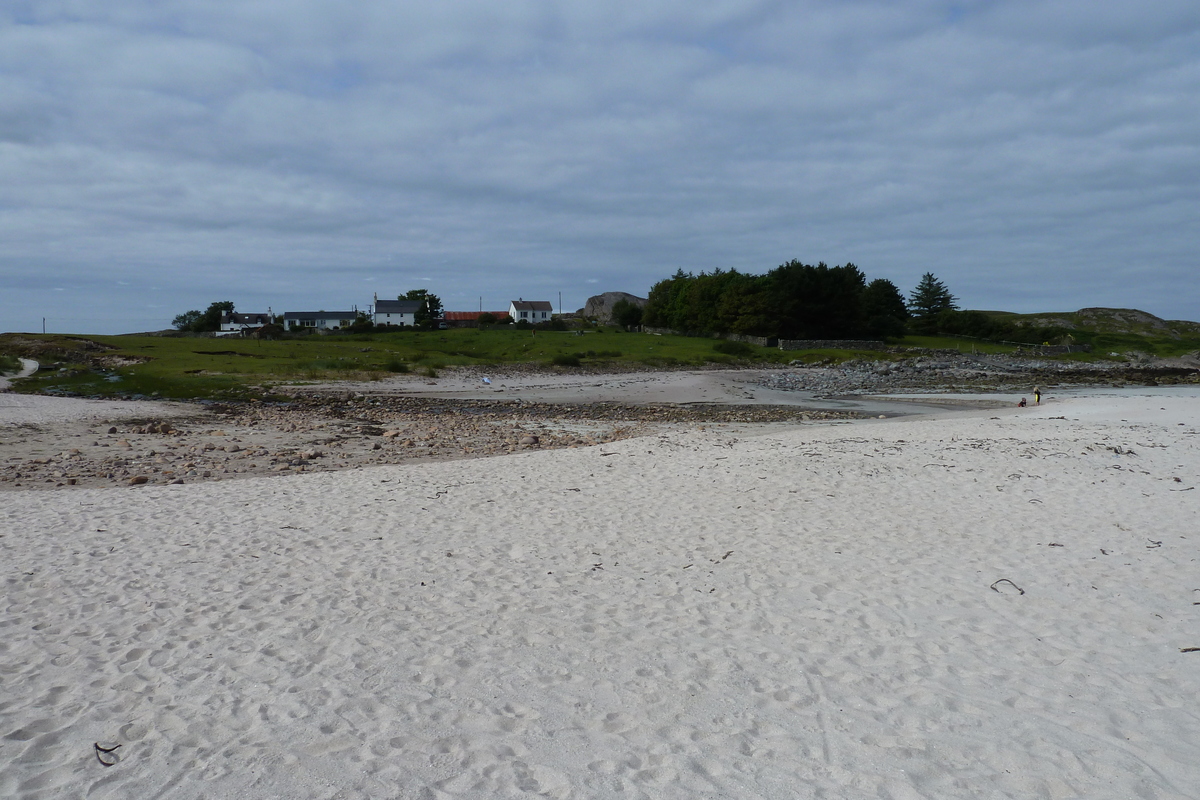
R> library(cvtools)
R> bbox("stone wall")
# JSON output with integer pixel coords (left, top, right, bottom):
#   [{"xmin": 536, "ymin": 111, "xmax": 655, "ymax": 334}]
[
  {"xmin": 778, "ymin": 339, "xmax": 887, "ymax": 351},
  {"xmin": 726, "ymin": 334, "xmax": 777, "ymax": 347},
  {"xmin": 1013, "ymin": 344, "xmax": 1093, "ymax": 355},
  {"xmin": 641, "ymin": 327, "xmax": 777, "ymax": 347},
  {"xmin": 642, "ymin": 326, "xmax": 701, "ymax": 337}
]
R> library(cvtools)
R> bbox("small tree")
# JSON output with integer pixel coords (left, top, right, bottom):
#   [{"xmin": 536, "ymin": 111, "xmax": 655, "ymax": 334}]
[
  {"xmin": 477, "ymin": 312, "xmax": 497, "ymax": 327},
  {"xmin": 907, "ymin": 273, "xmax": 957, "ymax": 321},
  {"xmin": 403, "ymin": 289, "xmax": 444, "ymax": 330},
  {"xmin": 173, "ymin": 301, "xmax": 233, "ymax": 332},
  {"xmin": 172, "ymin": 310, "xmax": 202, "ymax": 331},
  {"xmin": 347, "ymin": 312, "xmax": 375, "ymax": 333},
  {"xmin": 611, "ymin": 299, "xmax": 644, "ymax": 329},
  {"xmin": 196, "ymin": 301, "xmax": 235, "ymax": 332}
]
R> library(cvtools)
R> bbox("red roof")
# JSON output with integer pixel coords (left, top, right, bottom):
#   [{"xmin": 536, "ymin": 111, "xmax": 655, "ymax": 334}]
[{"xmin": 443, "ymin": 311, "xmax": 510, "ymax": 321}]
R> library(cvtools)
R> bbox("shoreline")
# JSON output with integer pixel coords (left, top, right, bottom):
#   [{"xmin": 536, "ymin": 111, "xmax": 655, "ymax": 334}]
[
  {"xmin": 1, "ymin": 383, "xmax": 863, "ymax": 491},
  {"xmin": 0, "ymin": 365, "xmax": 1155, "ymax": 492}
]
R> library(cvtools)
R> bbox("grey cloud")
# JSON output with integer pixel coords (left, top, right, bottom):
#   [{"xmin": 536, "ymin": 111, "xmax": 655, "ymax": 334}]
[{"xmin": 1, "ymin": 0, "xmax": 1197, "ymax": 335}]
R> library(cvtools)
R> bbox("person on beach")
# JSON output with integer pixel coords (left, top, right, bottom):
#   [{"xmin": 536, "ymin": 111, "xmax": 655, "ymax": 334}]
[
  {"xmin": 1018, "ymin": 397, "xmax": 1027, "ymax": 407},
  {"xmin": 1034, "ymin": 387, "xmax": 1041, "ymax": 405}
]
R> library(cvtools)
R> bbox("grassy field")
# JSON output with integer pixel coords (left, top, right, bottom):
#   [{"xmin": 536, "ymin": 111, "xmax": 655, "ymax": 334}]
[
  {"xmin": 896, "ymin": 335, "xmax": 1020, "ymax": 355},
  {"xmin": 1046, "ymin": 330, "xmax": 1200, "ymax": 358},
  {"xmin": 0, "ymin": 328, "xmax": 812, "ymax": 399},
  {"xmin": 2, "ymin": 322, "xmax": 1189, "ymax": 400}
]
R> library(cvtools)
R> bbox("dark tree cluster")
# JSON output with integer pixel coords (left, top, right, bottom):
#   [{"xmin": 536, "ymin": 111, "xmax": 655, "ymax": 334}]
[
  {"xmin": 403, "ymin": 289, "xmax": 443, "ymax": 330},
  {"xmin": 905, "ymin": 272, "xmax": 1068, "ymax": 343},
  {"xmin": 642, "ymin": 262, "xmax": 909, "ymax": 340},
  {"xmin": 173, "ymin": 301, "xmax": 235, "ymax": 333},
  {"xmin": 610, "ymin": 299, "xmax": 644, "ymax": 328}
]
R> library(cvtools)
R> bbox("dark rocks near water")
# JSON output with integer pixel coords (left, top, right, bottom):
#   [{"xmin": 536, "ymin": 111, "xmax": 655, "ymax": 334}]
[{"xmin": 760, "ymin": 352, "xmax": 1198, "ymax": 395}]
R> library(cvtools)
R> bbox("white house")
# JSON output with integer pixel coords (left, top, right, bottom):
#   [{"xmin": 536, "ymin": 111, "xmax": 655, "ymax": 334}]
[
  {"xmin": 373, "ymin": 298, "xmax": 421, "ymax": 327},
  {"xmin": 282, "ymin": 310, "xmax": 359, "ymax": 331},
  {"xmin": 218, "ymin": 312, "xmax": 273, "ymax": 335},
  {"xmin": 509, "ymin": 299, "xmax": 553, "ymax": 323}
]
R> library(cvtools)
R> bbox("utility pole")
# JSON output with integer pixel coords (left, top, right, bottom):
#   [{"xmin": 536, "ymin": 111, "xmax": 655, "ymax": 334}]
[{"xmin": 42, "ymin": 317, "xmax": 46, "ymax": 334}]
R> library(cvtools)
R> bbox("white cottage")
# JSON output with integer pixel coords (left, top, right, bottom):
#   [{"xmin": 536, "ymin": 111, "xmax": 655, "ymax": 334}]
[
  {"xmin": 509, "ymin": 299, "xmax": 553, "ymax": 323},
  {"xmin": 282, "ymin": 311, "xmax": 359, "ymax": 331},
  {"xmin": 373, "ymin": 298, "xmax": 422, "ymax": 327},
  {"xmin": 219, "ymin": 312, "xmax": 273, "ymax": 334}
]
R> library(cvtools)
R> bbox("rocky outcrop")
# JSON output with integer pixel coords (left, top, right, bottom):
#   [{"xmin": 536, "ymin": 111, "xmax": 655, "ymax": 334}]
[
  {"xmin": 758, "ymin": 352, "xmax": 1199, "ymax": 395},
  {"xmin": 0, "ymin": 393, "xmax": 857, "ymax": 491},
  {"xmin": 581, "ymin": 292, "xmax": 647, "ymax": 323},
  {"xmin": 1016, "ymin": 308, "xmax": 1200, "ymax": 337}
]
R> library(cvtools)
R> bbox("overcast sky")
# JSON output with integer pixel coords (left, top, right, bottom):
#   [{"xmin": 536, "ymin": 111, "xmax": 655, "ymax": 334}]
[{"xmin": 2, "ymin": 1, "xmax": 1197, "ymax": 335}]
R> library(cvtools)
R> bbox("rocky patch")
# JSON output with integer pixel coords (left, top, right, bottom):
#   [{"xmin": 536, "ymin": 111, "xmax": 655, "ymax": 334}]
[
  {"xmin": 760, "ymin": 352, "xmax": 1199, "ymax": 395},
  {"xmin": 0, "ymin": 393, "xmax": 855, "ymax": 491}
]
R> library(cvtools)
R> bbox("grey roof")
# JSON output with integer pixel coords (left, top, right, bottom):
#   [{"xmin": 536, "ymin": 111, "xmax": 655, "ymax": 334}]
[
  {"xmin": 220, "ymin": 312, "xmax": 272, "ymax": 325},
  {"xmin": 510, "ymin": 300, "xmax": 553, "ymax": 311},
  {"xmin": 283, "ymin": 311, "xmax": 357, "ymax": 319},
  {"xmin": 374, "ymin": 300, "xmax": 422, "ymax": 314}
]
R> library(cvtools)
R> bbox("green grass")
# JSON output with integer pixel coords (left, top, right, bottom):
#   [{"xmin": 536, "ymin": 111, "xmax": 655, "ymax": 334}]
[
  {"xmin": 903, "ymin": 329, "xmax": 1200, "ymax": 360},
  {"xmin": 0, "ymin": 353, "xmax": 21, "ymax": 373},
  {"xmin": 1066, "ymin": 331, "xmax": 1200, "ymax": 358},
  {"xmin": 0, "ymin": 328, "xmax": 789, "ymax": 399},
  {"xmin": 6, "ymin": 321, "xmax": 1193, "ymax": 400},
  {"xmin": 979, "ymin": 309, "xmax": 1200, "ymax": 356}
]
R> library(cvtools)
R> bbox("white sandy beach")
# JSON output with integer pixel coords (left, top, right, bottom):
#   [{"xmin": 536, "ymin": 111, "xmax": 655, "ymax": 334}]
[{"xmin": 2, "ymin": 389, "xmax": 1199, "ymax": 799}]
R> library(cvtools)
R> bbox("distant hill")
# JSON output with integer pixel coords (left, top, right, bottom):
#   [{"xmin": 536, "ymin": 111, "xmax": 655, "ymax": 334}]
[{"xmin": 988, "ymin": 308, "xmax": 1200, "ymax": 339}]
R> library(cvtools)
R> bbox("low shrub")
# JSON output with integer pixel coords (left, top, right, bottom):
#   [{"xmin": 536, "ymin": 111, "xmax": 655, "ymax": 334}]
[
  {"xmin": 713, "ymin": 340, "xmax": 755, "ymax": 357},
  {"xmin": 551, "ymin": 354, "xmax": 581, "ymax": 367},
  {"xmin": 311, "ymin": 358, "xmax": 359, "ymax": 371}
]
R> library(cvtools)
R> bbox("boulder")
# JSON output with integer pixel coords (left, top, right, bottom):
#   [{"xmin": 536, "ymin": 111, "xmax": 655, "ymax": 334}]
[{"xmin": 581, "ymin": 292, "xmax": 647, "ymax": 324}]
